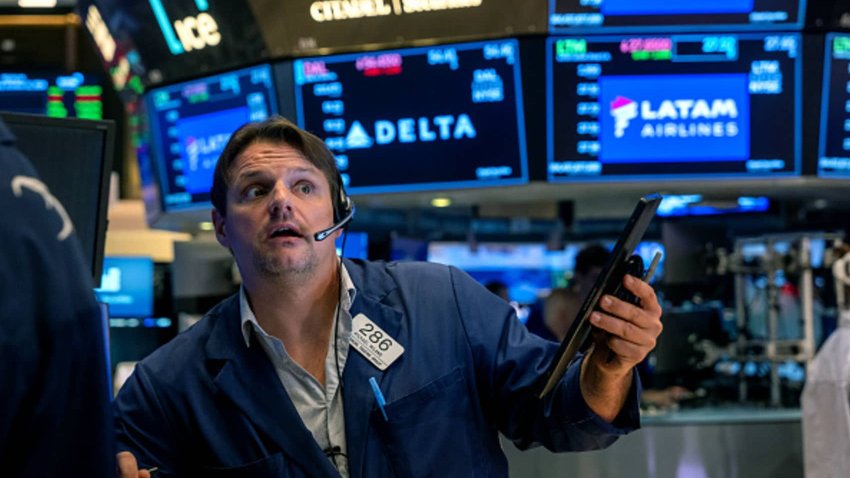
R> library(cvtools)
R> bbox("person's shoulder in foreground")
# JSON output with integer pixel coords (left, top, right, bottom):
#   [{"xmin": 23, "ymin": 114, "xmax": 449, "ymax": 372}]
[{"xmin": 0, "ymin": 117, "xmax": 115, "ymax": 477}]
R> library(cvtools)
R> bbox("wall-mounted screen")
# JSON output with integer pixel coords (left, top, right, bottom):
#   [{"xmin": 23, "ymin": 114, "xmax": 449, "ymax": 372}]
[
  {"xmin": 547, "ymin": 33, "xmax": 801, "ymax": 181},
  {"xmin": 549, "ymin": 0, "xmax": 806, "ymax": 33},
  {"xmin": 94, "ymin": 257, "xmax": 155, "ymax": 318},
  {"xmin": 78, "ymin": 0, "xmax": 267, "ymax": 88},
  {"xmin": 819, "ymin": 34, "xmax": 850, "ymax": 179},
  {"xmin": 0, "ymin": 72, "xmax": 104, "ymax": 119},
  {"xmin": 657, "ymin": 195, "xmax": 771, "ymax": 217},
  {"xmin": 293, "ymin": 39, "xmax": 528, "ymax": 193},
  {"xmin": 146, "ymin": 64, "xmax": 277, "ymax": 211},
  {"xmin": 250, "ymin": 0, "xmax": 546, "ymax": 57}
]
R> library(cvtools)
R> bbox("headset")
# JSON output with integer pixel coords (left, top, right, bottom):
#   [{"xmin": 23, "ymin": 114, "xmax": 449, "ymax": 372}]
[
  {"xmin": 313, "ymin": 171, "xmax": 355, "ymax": 242},
  {"xmin": 320, "ymin": 170, "xmax": 353, "ymax": 470}
]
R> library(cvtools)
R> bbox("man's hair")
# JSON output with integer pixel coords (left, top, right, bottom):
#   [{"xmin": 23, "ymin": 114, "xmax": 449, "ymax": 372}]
[
  {"xmin": 210, "ymin": 116, "xmax": 340, "ymax": 217},
  {"xmin": 575, "ymin": 243, "xmax": 611, "ymax": 276}
]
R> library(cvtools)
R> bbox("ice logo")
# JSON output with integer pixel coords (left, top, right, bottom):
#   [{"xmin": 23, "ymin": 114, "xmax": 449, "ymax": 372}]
[{"xmin": 610, "ymin": 96, "xmax": 638, "ymax": 138}]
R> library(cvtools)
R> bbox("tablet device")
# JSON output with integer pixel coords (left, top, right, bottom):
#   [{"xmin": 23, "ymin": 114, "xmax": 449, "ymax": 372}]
[{"xmin": 538, "ymin": 193, "xmax": 662, "ymax": 398}]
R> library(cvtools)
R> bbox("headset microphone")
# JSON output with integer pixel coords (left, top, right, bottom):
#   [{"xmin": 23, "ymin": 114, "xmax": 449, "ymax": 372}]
[{"xmin": 313, "ymin": 203, "xmax": 355, "ymax": 242}]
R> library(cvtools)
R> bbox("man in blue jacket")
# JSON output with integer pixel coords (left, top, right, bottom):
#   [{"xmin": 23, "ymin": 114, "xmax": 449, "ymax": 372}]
[
  {"xmin": 115, "ymin": 116, "xmax": 663, "ymax": 477},
  {"xmin": 0, "ymin": 117, "xmax": 116, "ymax": 477}
]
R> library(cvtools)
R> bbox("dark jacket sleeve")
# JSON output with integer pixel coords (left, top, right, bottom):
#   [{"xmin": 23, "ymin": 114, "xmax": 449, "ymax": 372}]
[
  {"xmin": 447, "ymin": 265, "xmax": 641, "ymax": 452},
  {"xmin": 114, "ymin": 361, "xmax": 181, "ymax": 475},
  {"xmin": 0, "ymin": 128, "xmax": 116, "ymax": 477}
]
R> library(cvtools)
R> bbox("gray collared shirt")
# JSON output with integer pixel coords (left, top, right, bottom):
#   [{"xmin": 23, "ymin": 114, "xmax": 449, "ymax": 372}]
[{"xmin": 240, "ymin": 263, "xmax": 355, "ymax": 477}]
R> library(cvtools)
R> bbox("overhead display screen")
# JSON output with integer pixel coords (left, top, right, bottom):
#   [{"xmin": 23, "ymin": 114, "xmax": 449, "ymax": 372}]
[
  {"xmin": 249, "ymin": 0, "xmax": 545, "ymax": 57},
  {"xmin": 293, "ymin": 39, "xmax": 528, "ymax": 193},
  {"xmin": 547, "ymin": 33, "xmax": 801, "ymax": 181},
  {"xmin": 79, "ymin": 0, "xmax": 267, "ymax": 87},
  {"xmin": 0, "ymin": 72, "xmax": 104, "ymax": 120},
  {"xmin": 146, "ymin": 64, "xmax": 277, "ymax": 211},
  {"xmin": 819, "ymin": 34, "xmax": 850, "ymax": 179},
  {"xmin": 549, "ymin": 0, "xmax": 806, "ymax": 33}
]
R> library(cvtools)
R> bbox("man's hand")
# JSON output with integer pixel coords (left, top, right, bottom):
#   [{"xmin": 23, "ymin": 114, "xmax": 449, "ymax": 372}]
[
  {"xmin": 580, "ymin": 274, "xmax": 663, "ymax": 421},
  {"xmin": 117, "ymin": 451, "xmax": 153, "ymax": 478}
]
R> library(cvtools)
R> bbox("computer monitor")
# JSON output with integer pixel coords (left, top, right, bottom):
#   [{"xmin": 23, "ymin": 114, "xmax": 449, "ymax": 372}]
[
  {"xmin": 818, "ymin": 33, "xmax": 850, "ymax": 179},
  {"xmin": 291, "ymin": 38, "xmax": 528, "ymax": 193},
  {"xmin": 0, "ymin": 112, "xmax": 114, "ymax": 284},
  {"xmin": 146, "ymin": 64, "xmax": 278, "ymax": 212},
  {"xmin": 549, "ymin": 0, "xmax": 806, "ymax": 33},
  {"xmin": 547, "ymin": 33, "xmax": 802, "ymax": 181},
  {"xmin": 94, "ymin": 257, "xmax": 155, "ymax": 318}
]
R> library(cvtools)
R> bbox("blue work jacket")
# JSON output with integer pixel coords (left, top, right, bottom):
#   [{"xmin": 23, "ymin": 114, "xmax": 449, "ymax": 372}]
[
  {"xmin": 0, "ymin": 118, "xmax": 115, "ymax": 476},
  {"xmin": 115, "ymin": 259, "xmax": 640, "ymax": 477}
]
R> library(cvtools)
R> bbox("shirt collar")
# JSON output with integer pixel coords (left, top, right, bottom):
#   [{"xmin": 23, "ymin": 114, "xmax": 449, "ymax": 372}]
[{"xmin": 240, "ymin": 261, "xmax": 357, "ymax": 348}]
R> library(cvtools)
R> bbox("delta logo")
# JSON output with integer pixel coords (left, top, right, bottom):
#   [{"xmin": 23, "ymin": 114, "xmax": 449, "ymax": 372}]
[
  {"xmin": 609, "ymin": 95, "xmax": 740, "ymax": 139},
  {"xmin": 343, "ymin": 114, "xmax": 477, "ymax": 150}
]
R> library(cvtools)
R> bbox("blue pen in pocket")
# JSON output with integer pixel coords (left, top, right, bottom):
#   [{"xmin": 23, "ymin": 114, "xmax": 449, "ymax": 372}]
[{"xmin": 369, "ymin": 377, "xmax": 388, "ymax": 421}]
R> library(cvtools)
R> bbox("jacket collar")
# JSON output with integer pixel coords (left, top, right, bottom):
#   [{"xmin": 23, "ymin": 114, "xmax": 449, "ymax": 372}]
[
  {"xmin": 201, "ymin": 260, "xmax": 404, "ymax": 478},
  {"xmin": 203, "ymin": 296, "xmax": 341, "ymax": 478},
  {"xmin": 338, "ymin": 259, "xmax": 404, "ymax": 478}
]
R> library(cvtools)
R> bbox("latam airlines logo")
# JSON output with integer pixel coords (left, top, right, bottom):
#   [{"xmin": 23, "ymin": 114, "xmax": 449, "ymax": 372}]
[
  {"xmin": 148, "ymin": 0, "xmax": 221, "ymax": 55},
  {"xmin": 610, "ymin": 96, "xmax": 638, "ymax": 138},
  {"xmin": 598, "ymin": 74, "xmax": 750, "ymax": 163},
  {"xmin": 609, "ymin": 95, "xmax": 740, "ymax": 139},
  {"xmin": 185, "ymin": 133, "xmax": 230, "ymax": 172},
  {"xmin": 341, "ymin": 114, "xmax": 477, "ymax": 150}
]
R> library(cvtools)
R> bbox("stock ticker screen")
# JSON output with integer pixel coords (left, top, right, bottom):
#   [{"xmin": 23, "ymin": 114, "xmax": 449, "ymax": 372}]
[
  {"xmin": 146, "ymin": 64, "xmax": 277, "ymax": 211},
  {"xmin": 547, "ymin": 33, "xmax": 801, "ymax": 182},
  {"xmin": 819, "ymin": 34, "xmax": 850, "ymax": 179},
  {"xmin": 549, "ymin": 0, "xmax": 806, "ymax": 32},
  {"xmin": 293, "ymin": 39, "xmax": 528, "ymax": 194},
  {"xmin": 0, "ymin": 72, "xmax": 104, "ymax": 119}
]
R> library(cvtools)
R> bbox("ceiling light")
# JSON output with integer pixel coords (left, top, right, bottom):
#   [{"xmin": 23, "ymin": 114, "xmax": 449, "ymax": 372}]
[{"xmin": 18, "ymin": 0, "xmax": 58, "ymax": 7}]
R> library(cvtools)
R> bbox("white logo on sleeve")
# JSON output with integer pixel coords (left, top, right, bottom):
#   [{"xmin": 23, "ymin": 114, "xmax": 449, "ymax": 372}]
[{"xmin": 11, "ymin": 175, "xmax": 74, "ymax": 241}]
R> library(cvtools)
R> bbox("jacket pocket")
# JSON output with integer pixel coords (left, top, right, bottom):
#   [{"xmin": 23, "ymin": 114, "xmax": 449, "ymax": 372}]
[{"xmin": 373, "ymin": 367, "xmax": 480, "ymax": 477}]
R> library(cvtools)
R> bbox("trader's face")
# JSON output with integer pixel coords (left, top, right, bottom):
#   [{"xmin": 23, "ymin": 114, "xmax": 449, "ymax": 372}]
[{"xmin": 212, "ymin": 141, "xmax": 339, "ymax": 283}]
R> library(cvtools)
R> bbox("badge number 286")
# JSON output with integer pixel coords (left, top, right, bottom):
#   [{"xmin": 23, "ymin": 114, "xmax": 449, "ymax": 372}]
[{"xmin": 351, "ymin": 314, "xmax": 404, "ymax": 371}]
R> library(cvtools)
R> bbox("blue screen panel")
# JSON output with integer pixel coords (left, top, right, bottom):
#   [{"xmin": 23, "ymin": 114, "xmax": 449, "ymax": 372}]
[
  {"xmin": 94, "ymin": 257, "xmax": 154, "ymax": 318},
  {"xmin": 293, "ymin": 39, "xmax": 528, "ymax": 194},
  {"xmin": 336, "ymin": 231, "xmax": 369, "ymax": 259},
  {"xmin": 601, "ymin": 0, "xmax": 754, "ymax": 16},
  {"xmin": 547, "ymin": 33, "xmax": 801, "ymax": 181},
  {"xmin": 818, "ymin": 34, "xmax": 850, "ymax": 179},
  {"xmin": 657, "ymin": 195, "xmax": 770, "ymax": 217},
  {"xmin": 550, "ymin": 0, "xmax": 804, "ymax": 33},
  {"xmin": 146, "ymin": 64, "xmax": 277, "ymax": 211},
  {"xmin": 598, "ymin": 74, "xmax": 750, "ymax": 163}
]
